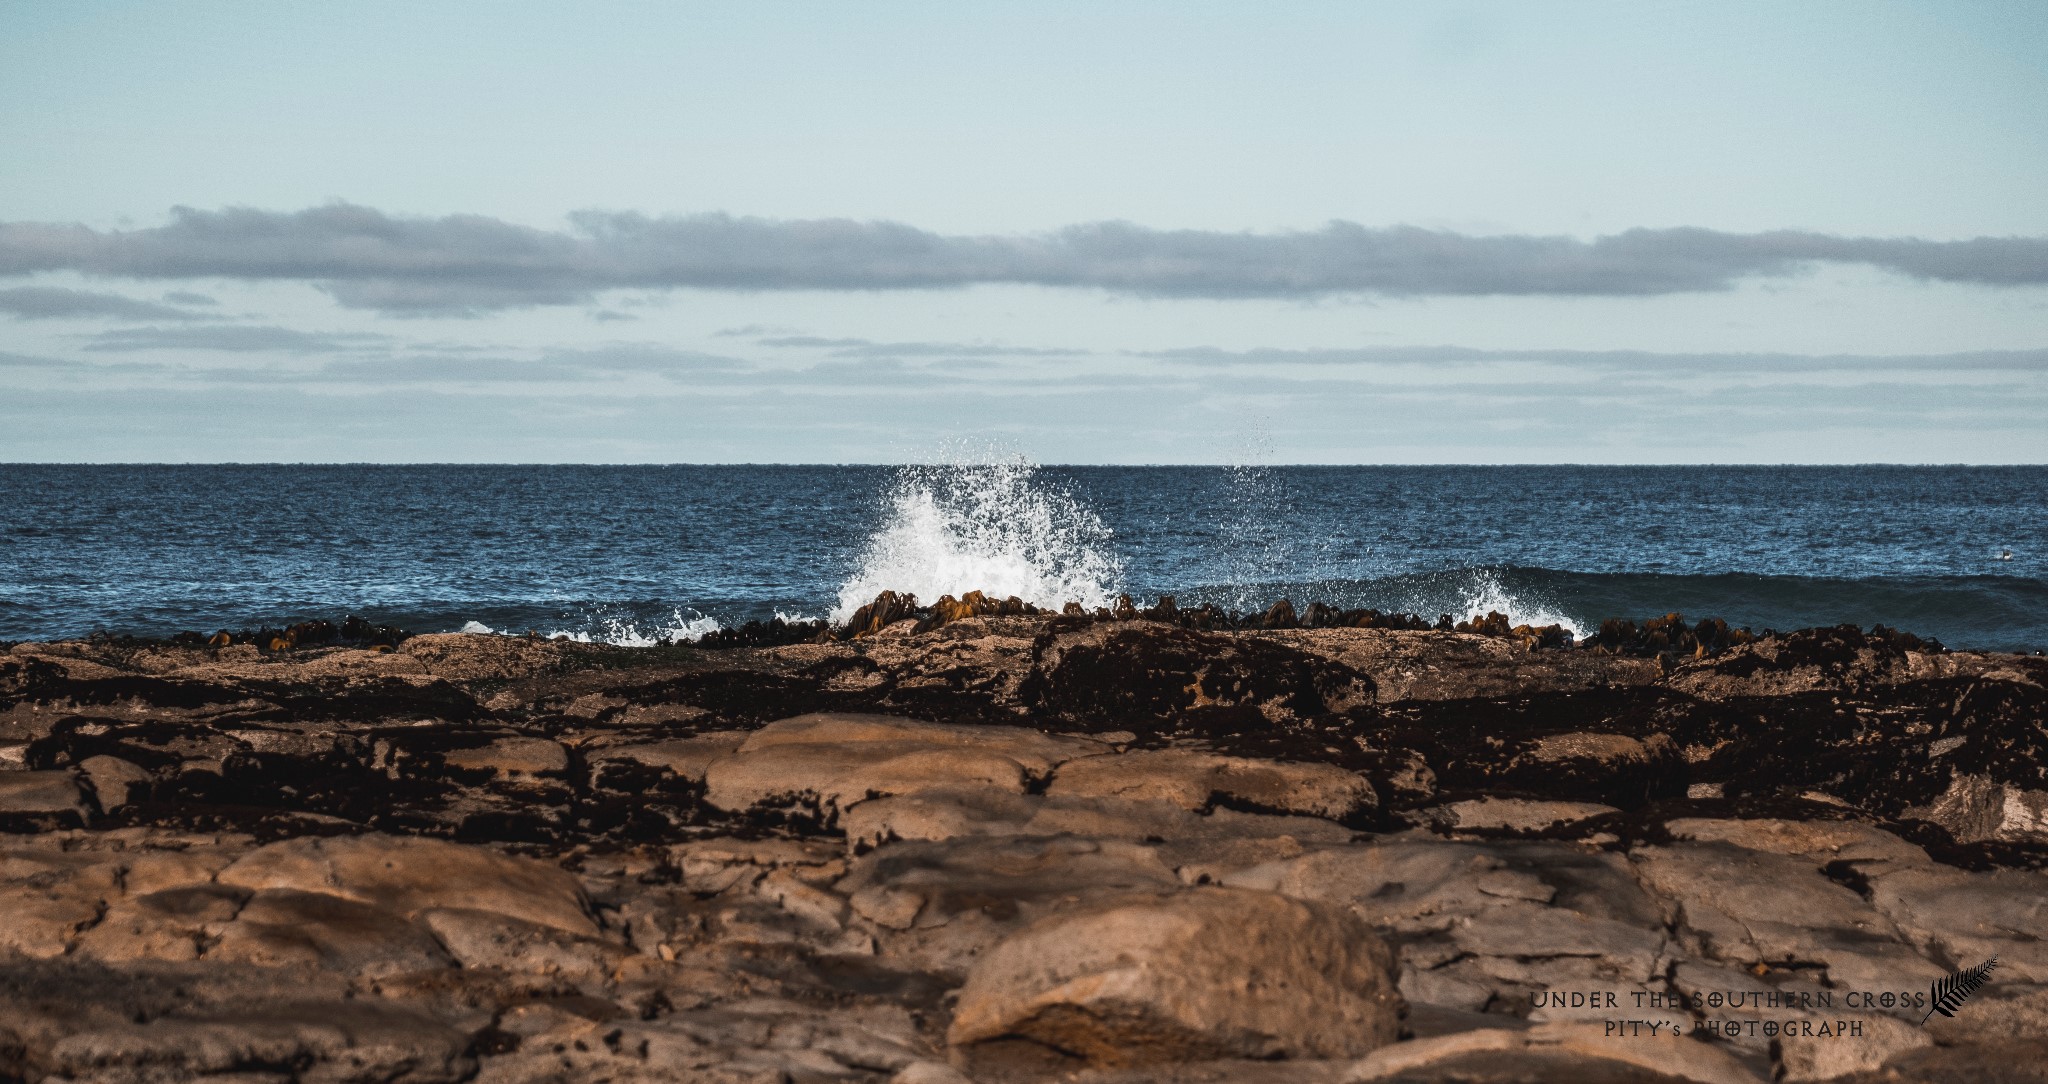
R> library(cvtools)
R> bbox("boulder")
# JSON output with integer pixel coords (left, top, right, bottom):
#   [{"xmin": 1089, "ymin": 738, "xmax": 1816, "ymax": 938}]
[
  {"xmin": 77, "ymin": 755, "xmax": 151, "ymax": 812},
  {"xmin": 947, "ymin": 886, "xmax": 1403, "ymax": 1066}
]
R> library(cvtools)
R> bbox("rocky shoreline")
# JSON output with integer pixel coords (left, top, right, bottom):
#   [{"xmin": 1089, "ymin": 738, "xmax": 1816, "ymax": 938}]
[{"xmin": 4, "ymin": 601, "xmax": 2047, "ymax": 1082}]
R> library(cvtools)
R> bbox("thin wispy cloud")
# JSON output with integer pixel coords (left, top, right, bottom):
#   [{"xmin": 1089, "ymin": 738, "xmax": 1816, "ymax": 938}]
[
  {"xmin": 0, "ymin": 285, "xmax": 204, "ymax": 322},
  {"xmin": 757, "ymin": 335, "xmax": 1076, "ymax": 358},
  {"xmin": 3, "ymin": 204, "xmax": 2045, "ymax": 316},
  {"xmin": 81, "ymin": 325, "xmax": 392, "ymax": 354},
  {"xmin": 1149, "ymin": 345, "xmax": 2048, "ymax": 372}
]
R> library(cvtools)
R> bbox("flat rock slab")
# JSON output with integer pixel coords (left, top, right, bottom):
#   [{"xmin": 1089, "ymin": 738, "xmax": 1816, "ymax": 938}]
[
  {"xmin": 841, "ymin": 787, "xmax": 1353, "ymax": 851},
  {"xmin": 948, "ymin": 886, "xmax": 1403, "ymax": 1067},
  {"xmin": 703, "ymin": 712, "xmax": 1107, "ymax": 814},
  {"xmin": 1344, "ymin": 1022, "xmax": 1764, "ymax": 1084},
  {"xmin": 216, "ymin": 833, "xmax": 596, "ymax": 936},
  {"xmin": 44, "ymin": 999, "xmax": 476, "ymax": 1084},
  {"xmin": 1046, "ymin": 747, "xmax": 1376, "ymax": 820},
  {"xmin": 0, "ymin": 770, "xmax": 88, "ymax": 817}
]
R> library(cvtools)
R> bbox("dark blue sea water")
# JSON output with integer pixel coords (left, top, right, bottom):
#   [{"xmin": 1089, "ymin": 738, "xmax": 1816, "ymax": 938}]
[{"xmin": 1, "ymin": 464, "xmax": 2043, "ymax": 651}]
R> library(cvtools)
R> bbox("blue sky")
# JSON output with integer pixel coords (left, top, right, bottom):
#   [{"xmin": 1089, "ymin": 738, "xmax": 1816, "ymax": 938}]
[{"xmin": 2, "ymin": 1, "xmax": 2045, "ymax": 462}]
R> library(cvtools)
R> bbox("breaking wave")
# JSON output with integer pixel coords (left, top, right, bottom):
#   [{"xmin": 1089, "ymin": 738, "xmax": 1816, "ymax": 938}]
[
  {"xmin": 459, "ymin": 607, "xmax": 723, "ymax": 646},
  {"xmin": 832, "ymin": 458, "xmax": 1123, "ymax": 623}
]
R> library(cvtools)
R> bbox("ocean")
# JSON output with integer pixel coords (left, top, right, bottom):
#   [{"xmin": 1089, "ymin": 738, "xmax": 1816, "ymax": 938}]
[{"xmin": 1, "ymin": 463, "xmax": 2043, "ymax": 651}]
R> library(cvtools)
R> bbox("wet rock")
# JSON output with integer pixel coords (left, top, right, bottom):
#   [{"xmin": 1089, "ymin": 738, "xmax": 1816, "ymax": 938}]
[{"xmin": 947, "ymin": 886, "xmax": 1403, "ymax": 1066}]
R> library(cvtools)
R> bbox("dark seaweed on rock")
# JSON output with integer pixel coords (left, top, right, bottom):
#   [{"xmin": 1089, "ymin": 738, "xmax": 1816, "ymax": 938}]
[{"xmin": 158, "ymin": 615, "xmax": 413, "ymax": 652}]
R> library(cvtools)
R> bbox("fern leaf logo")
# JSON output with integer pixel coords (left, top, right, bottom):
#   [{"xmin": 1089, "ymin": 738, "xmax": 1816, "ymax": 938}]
[{"xmin": 1922, "ymin": 957, "xmax": 1999, "ymax": 1023}]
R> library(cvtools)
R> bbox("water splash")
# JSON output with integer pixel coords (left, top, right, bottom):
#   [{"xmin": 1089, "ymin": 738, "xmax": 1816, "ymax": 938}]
[
  {"xmin": 457, "ymin": 608, "xmax": 723, "ymax": 645},
  {"xmin": 1400, "ymin": 567, "xmax": 1584, "ymax": 637},
  {"xmin": 832, "ymin": 458, "xmax": 1123, "ymax": 622}
]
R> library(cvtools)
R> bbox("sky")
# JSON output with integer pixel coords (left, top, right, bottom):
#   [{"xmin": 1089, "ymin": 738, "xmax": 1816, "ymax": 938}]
[{"xmin": 2, "ymin": 1, "xmax": 2045, "ymax": 464}]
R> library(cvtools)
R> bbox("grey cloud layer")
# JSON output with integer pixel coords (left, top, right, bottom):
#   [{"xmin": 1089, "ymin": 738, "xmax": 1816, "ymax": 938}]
[
  {"xmin": 3, "ymin": 204, "xmax": 2045, "ymax": 314},
  {"xmin": 1150, "ymin": 346, "xmax": 2048, "ymax": 372},
  {"xmin": 0, "ymin": 285, "xmax": 202, "ymax": 321}
]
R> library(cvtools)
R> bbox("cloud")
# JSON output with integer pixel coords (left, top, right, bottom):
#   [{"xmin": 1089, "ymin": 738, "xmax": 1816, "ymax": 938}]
[
  {"xmin": 0, "ymin": 350, "xmax": 71, "ymax": 369},
  {"xmin": 0, "ymin": 285, "xmax": 204, "ymax": 321},
  {"xmin": 1147, "ymin": 345, "xmax": 2048, "ymax": 372},
  {"xmin": 2, "ymin": 203, "xmax": 2044, "ymax": 315},
  {"xmin": 162, "ymin": 291, "xmax": 218, "ymax": 306},
  {"xmin": 82, "ymin": 325, "xmax": 392, "ymax": 353},
  {"xmin": 756, "ymin": 335, "xmax": 1074, "ymax": 358}
]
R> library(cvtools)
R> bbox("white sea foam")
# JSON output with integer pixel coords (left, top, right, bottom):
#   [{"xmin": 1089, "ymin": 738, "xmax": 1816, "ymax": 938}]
[
  {"xmin": 831, "ymin": 458, "xmax": 1123, "ymax": 623},
  {"xmin": 547, "ymin": 608, "xmax": 723, "ymax": 646},
  {"xmin": 456, "ymin": 609, "xmax": 723, "ymax": 645},
  {"xmin": 1401, "ymin": 568, "xmax": 1584, "ymax": 638}
]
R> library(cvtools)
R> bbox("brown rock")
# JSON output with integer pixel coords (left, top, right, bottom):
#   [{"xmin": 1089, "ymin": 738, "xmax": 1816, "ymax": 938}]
[
  {"xmin": 207, "ymin": 889, "xmax": 453, "ymax": 976},
  {"xmin": 1343, "ymin": 1022, "xmax": 1762, "ymax": 1083},
  {"xmin": 702, "ymin": 712, "xmax": 1104, "ymax": 814},
  {"xmin": 1047, "ymin": 748, "xmax": 1376, "ymax": 821},
  {"xmin": 0, "ymin": 769, "xmax": 89, "ymax": 819},
  {"xmin": 216, "ymin": 833, "xmax": 596, "ymax": 936},
  {"xmin": 947, "ymin": 886, "xmax": 1403, "ymax": 1066},
  {"xmin": 77, "ymin": 755, "xmax": 152, "ymax": 812}
]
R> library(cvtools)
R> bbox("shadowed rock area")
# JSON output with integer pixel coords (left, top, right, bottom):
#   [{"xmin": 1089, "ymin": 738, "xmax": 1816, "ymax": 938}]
[{"xmin": 3, "ymin": 605, "xmax": 2046, "ymax": 1082}]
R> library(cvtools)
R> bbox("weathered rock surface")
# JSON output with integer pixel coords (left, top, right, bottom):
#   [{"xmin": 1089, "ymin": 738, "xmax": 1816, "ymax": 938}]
[
  {"xmin": 1, "ymin": 614, "xmax": 2043, "ymax": 1081},
  {"xmin": 948, "ymin": 886, "xmax": 1402, "ymax": 1067}
]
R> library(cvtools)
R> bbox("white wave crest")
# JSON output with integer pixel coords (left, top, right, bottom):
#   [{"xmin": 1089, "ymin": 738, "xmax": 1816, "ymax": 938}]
[
  {"xmin": 1441, "ymin": 565, "xmax": 1581, "ymax": 635},
  {"xmin": 832, "ymin": 459, "xmax": 1123, "ymax": 623},
  {"xmin": 548, "ymin": 608, "xmax": 722, "ymax": 646}
]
